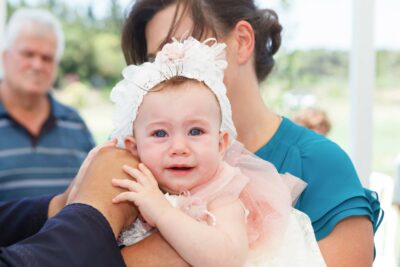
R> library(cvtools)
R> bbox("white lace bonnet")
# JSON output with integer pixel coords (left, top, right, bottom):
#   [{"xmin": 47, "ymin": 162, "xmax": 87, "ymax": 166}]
[{"xmin": 110, "ymin": 37, "xmax": 237, "ymax": 145}]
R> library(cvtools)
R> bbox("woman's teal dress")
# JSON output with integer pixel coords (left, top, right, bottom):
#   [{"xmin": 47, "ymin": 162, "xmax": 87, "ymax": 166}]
[{"xmin": 255, "ymin": 117, "xmax": 382, "ymax": 240}]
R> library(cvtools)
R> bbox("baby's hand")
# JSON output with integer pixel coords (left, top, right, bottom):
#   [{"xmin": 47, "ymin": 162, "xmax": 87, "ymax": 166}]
[{"xmin": 112, "ymin": 163, "xmax": 172, "ymax": 226}]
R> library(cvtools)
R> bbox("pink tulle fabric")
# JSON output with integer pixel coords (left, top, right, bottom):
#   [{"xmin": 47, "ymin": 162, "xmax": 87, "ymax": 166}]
[{"xmin": 176, "ymin": 141, "xmax": 307, "ymax": 259}]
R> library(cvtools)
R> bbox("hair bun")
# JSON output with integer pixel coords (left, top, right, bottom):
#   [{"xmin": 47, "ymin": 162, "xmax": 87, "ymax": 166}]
[{"xmin": 252, "ymin": 8, "xmax": 282, "ymax": 81}]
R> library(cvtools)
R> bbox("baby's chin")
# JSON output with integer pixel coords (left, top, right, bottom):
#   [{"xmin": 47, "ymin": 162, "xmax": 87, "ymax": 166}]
[{"xmin": 160, "ymin": 186, "xmax": 190, "ymax": 195}]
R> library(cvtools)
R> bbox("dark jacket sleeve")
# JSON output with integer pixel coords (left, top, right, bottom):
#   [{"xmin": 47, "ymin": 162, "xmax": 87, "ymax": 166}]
[
  {"xmin": 0, "ymin": 195, "xmax": 52, "ymax": 246},
  {"xmin": 0, "ymin": 204, "xmax": 126, "ymax": 267}
]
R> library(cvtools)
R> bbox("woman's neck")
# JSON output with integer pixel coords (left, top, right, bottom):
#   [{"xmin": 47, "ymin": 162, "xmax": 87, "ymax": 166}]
[{"xmin": 228, "ymin": 72, "xmax": 281, "ymax": 153}]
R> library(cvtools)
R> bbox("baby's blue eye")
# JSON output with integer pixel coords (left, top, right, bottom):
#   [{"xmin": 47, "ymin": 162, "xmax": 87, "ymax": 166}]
[
  {"xmin": 153, "ymin": 130, "xmax": 167, "ymax": 137},
  {"xmin": 189, "ymin": 128, "xmax": 203, "ymax": 136}
]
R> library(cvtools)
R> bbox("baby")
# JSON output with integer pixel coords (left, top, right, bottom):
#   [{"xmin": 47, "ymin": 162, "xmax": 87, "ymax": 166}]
[{"xmin": 110, "ymin": 37, "xmax": 326, "ymax": 266}]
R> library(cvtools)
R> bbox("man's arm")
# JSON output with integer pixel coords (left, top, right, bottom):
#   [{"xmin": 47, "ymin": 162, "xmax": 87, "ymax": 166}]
[
  {"xmin": 48, "ymin": 139, "xmax": 121, "ymax": 219},
  {"xmin": 0, "ymin": 146, "xmax": 138, "ymax": 267},
  {"xmin": 0, "ymin": 204, "xmax": 126, "ymax": 267},
  {"xmin": 318, "ymin": 216, "xmax": 374, "ymax": 266},
  {"xmin": 0, "ymin": 195, "xmax": 53, "ymax": 246},
  {"xmin": 67, "ymin": 146, "xmax": 139, "ymax": 235},
  {"xmin": 0, "ymin": 140, "xmax": 127, "ymax": 247}
]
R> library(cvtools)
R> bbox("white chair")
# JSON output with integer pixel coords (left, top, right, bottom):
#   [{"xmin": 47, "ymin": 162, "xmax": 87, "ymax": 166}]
[{"xmin": 369, "ymin": 172, "xmax": 398, "ymax": 267}]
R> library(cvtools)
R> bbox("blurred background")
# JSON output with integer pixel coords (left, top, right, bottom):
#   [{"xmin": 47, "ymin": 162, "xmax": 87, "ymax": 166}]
[{"xmin": 1, "ymin": 0, "xmax": 399, "ymax": 266}]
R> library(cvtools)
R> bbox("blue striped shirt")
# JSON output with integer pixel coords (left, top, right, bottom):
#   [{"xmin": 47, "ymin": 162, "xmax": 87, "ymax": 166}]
[{"xmin": 0, "ymin": 94, "xmax": 95, "ymax": 201}]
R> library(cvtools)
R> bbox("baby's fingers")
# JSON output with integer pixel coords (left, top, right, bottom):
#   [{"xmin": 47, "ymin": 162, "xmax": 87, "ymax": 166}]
[
  {"xmin": 123, "ymin": 165, "xmax": 153, "ymax": 187},
  {"xmin": 112, "ymin": 192, "xmax": 137, "ymax": 204},
  {"xmin": 112, "ymin": 178, "xmax": 140, "ymax": 192},
  {"xmin": 138, "ymin": 163, "xmax": 158, "ymax": 186}
]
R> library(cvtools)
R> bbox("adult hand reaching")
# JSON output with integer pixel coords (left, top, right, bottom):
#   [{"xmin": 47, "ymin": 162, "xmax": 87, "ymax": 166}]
[
  {"xmin": 0, "ymin": 143, "xmax": 140, "ymax": 266},
  {"xmin": 48, "ymin": 139, "xmax": 140, "ymax": 237},
  {"xmin": 48, "ymin": 139, "xmax": 119, "ymax": 219},
  {"xmin": 68, "ymin": 142, "xmax": 140, "ymax": 237},
  {"xmin": 67, "ymin": 139, "xmax": 119, "ymax": 204}
]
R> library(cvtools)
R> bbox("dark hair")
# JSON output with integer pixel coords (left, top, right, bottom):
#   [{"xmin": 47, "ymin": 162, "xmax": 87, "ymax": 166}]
[{"xmin": 122, "ymin": 0, "xmax": 282, "ymax": 82}]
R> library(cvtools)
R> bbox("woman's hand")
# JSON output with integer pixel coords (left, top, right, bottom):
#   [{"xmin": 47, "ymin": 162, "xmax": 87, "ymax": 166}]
[{"xmin": 112, "ymin": 163, "xmax": 172, "ymax": 227}]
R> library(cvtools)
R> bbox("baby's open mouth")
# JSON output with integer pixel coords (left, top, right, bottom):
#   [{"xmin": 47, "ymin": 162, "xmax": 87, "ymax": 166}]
[
  {"xmin": 166, "ymin": 166, "xmax": 195, "ymax": 176},
  {"xmin": 168, "ymin": 166, "xmax": 193, "ymax": 171}
]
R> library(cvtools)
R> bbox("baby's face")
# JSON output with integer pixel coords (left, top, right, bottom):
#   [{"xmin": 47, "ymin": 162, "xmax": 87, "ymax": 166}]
[{"xmin": 132, "ymin": 81, "xmax": 228, "ymax": 194}]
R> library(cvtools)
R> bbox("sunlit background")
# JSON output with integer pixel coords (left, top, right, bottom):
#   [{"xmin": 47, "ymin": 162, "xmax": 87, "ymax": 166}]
[{"xmin": 1, "ymin": 0, "xmax": 399, "ymax": 266}]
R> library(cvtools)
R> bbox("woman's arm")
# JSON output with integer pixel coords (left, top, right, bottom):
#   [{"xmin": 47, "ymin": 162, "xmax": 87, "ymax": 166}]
[
  {"xmin": 289, "ymin": 134, "xmax": 379, "ymax": 266},
  {"xmin": 318, "ymin": 216, "xmax": 374, "ymax": 266},
  {"xmin": 120, "ymin": 198, "xmax": 248, "ymax": 267},
  {"xmin": 121, "ymin": 232, "xmax": 190, "ymax": 267}
]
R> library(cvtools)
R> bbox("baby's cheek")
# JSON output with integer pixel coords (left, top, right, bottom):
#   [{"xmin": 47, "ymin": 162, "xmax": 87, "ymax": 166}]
[
  {"xmin": 140, "ymin": 155, "xmax": 158, "ymax": 170},
  {"xmin": 137, "ymin": 143, "xmax": 159, "ymax": 161},
  {"xmin": 203, "ymin": 153, "xmax": 221, "ymax": 172}
]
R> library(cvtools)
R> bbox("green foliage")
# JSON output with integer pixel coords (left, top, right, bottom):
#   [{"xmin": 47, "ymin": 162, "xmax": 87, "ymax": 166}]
[
  {"xmin": 376, "ymin": 50, "xmax": 400, "ymax": 88},
  {"xmin": 93, "ymin": 33, "xmax": 126, "ymax": 84},
  {"xmin": 271, "ymin": 49, "xmax": 349, "ymax": 90},
  {"xmin": 58, "ymin": 81, "xmax": 91, "ymax": 108},
  {"xmin": 59, "ymin": 22, "xmax": 97, "ymax": 81},
  {"xmin": 270, "ymin": 49, "xmax": 400, "ymax": 92},
  {"xmin": 7, "ymin": 0, "xmax": 400, "ymax": 94}
]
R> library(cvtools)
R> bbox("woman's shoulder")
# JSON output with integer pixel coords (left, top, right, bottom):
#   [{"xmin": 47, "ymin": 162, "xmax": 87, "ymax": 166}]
[
  {"xmin": 281, "ymin": 116, "xmax": 343, "ymax": 155},
  {"xmin": 258, "ymin": 117, "xmax": 356, "ymax": 180},
  {"xmin": 293, "ymin": 123, "xmax": 353, "ymax": 168},
  {"xmin": 259, "ymin": 118, "xmax": 382, "ymax": 240}
]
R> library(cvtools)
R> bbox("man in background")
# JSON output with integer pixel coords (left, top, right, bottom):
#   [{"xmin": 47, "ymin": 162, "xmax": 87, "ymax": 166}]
[{"xmin": 0, "ymin": 8, "xmax": 94, "ymax": 201}]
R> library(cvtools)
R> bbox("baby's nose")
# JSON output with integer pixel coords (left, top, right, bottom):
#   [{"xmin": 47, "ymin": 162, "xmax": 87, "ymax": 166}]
[{"xmin": 169, "ymin": 136, "xmax": 190, "ymax": 156}]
